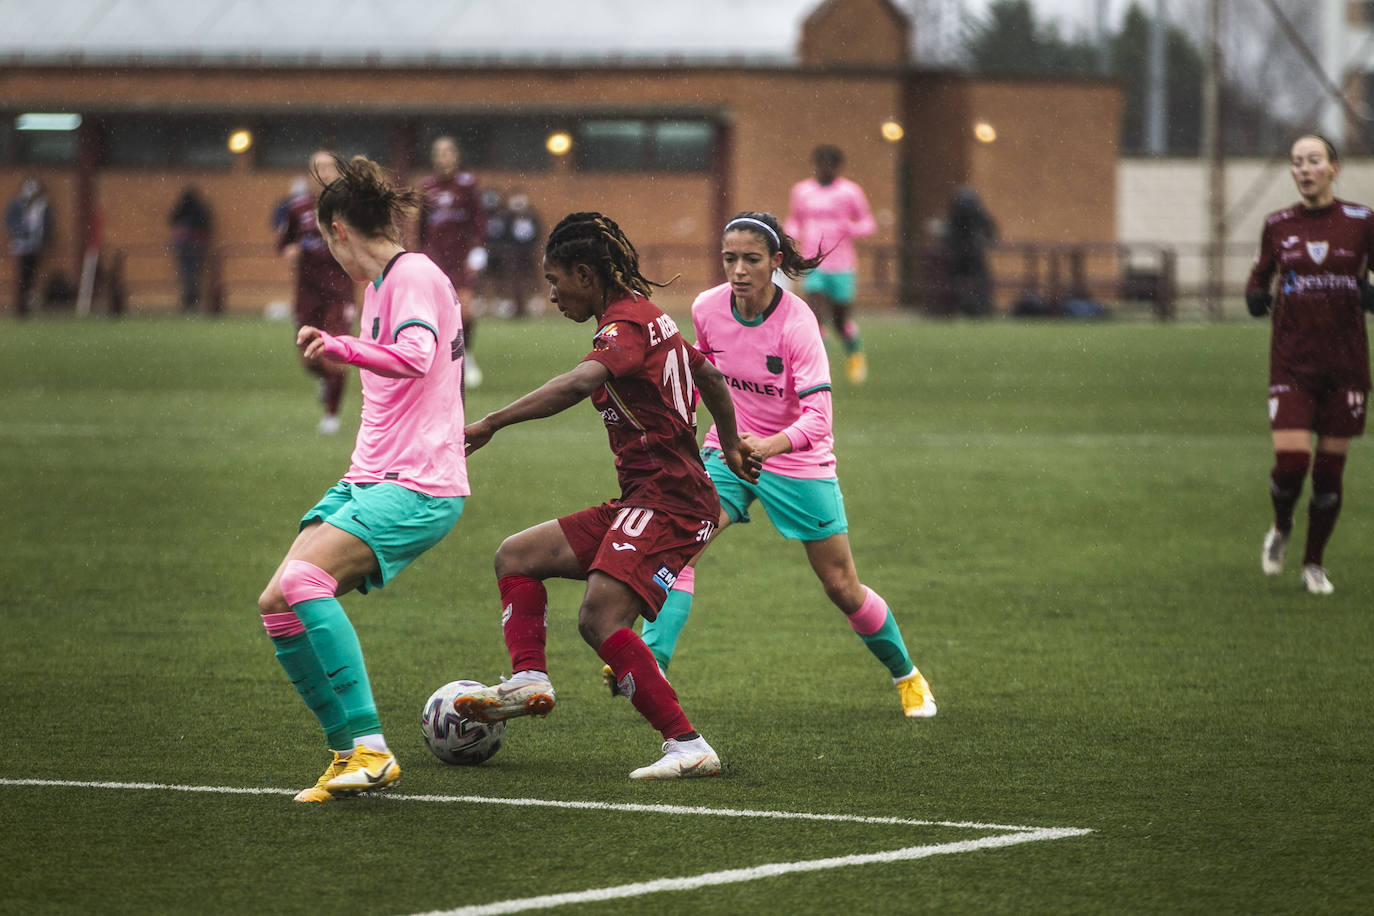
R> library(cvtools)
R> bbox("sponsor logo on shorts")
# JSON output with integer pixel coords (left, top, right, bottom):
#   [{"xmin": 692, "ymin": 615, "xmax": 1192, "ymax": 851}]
[
  {"xmin": 612, "ymin": 542, "xmax": 637, "ymax": 552},
  {"xmin": 652, "ymin": 564, "xmax": 677, "ymax": 592}
]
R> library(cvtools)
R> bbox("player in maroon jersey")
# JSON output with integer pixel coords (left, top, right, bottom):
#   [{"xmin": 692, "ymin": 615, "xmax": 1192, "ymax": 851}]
[
  {"xmin": 276, "ymin": 150, "xmax": 358, "ymax": 434},
  {"xmin": 1246, "ymin": 134, "xmax": 1374, "ymax": 595},
  {"xmin": 418, "ymin": 136, "xmax": 485, "ymax": 386},
  {"xmin": 457, "ymin": 212, "xmax": 760, "ymax": 779}
]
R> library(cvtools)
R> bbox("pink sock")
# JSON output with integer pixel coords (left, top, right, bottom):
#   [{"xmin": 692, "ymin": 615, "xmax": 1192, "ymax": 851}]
[
  {"xmin": 261, "ymin": 611, "xmax": 305, "ymax": 639},
  {"xmin": 499, "ymin": 574, "xmax": 549, "ymax": 673},
  {"xmin": 674, "ymin": 566, "xmax": 695, "ymax": 596},
  {"xmin": 847, "ymin": 586, "xmax": 888, "ymax": 636}
]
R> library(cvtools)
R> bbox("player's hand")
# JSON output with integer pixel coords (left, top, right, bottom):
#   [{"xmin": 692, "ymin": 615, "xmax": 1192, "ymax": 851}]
[
  {"xmin": 296, "ymin": 325, "xmax": 326, "ymax": 358},
  {"xmin": 463, "ymin": 417, "xmax": 496, "ymax": 455},
  {"xmin": 1246, "ymin": 290, "xmax": 1272, "ymax": 317},
  {"xmin": 722, "ymin": 438, "xmax": 762, "ymax": 484}
]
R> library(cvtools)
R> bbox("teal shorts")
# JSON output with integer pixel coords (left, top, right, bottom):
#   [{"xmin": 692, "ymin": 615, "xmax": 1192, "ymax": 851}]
[
  {"xmin": 702, "ymin": 448, "xmax": 848, "ymax": 541},
  {"xmin": 301, "ymin": 480, "xmax": 465, "ymax": 593},
  {"xmin": 801, "ymin": 270, "xmax": 857, "ymax": 305}
]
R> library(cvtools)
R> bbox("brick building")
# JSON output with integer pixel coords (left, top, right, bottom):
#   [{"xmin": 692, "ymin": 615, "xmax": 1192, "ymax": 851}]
[{"xmin": 0, "ymin": 0, "xmax": 1121, "ymax": 314}]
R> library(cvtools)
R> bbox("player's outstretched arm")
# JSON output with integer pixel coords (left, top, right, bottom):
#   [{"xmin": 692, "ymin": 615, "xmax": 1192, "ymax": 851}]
[
  {"xmin": 464, "ymin": 359, "xmax": 610, "ymax": 455},
  {"xmin": 693, "ymin": 360, "xmax": 760, "ymax": 483}
]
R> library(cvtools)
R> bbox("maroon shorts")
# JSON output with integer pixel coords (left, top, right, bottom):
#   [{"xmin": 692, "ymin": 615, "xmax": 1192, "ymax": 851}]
[
  {"xmin": 295, "ymin": 295, "xmax": 353, "ymax": 336},
  {"xmin": 558, "ymin": 501, "xmax": 717, "ymax": 620},
  {"xmin": 1268, "ymin": 383, "xmax": 1368, "ymax": 437}
]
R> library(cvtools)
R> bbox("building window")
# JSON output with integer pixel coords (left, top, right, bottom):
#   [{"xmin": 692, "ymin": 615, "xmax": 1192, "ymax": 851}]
[
  {"xmin": 100, "ymin": 115, "xmax": 237, "ymax": 169},
  {"xmin": 414, "ymin": 117, "xmax": 554, "ymax": 172},
  {"xmin": 256, "ymin": 116, "xmax": 389, "ymax": 171},
  {"xmin": 576, "ymin": 120, "xmax": 648, "ymax": 170},
  {"xmin": 2, "ymin": 112, "xmax": 80, "ymax": 166},
  {"xmin": 574, "ymin": 118, "xmax": 715, "ymax": 172}
]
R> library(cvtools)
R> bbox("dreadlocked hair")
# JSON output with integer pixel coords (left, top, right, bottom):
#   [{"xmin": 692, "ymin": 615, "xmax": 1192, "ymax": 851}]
[
  {"xmin": 544, "ymin": 212, "xmax": 674, "ymax": 299},
  {"xmin": 315, "ymin": 155, "xmax": 422, "ymax": 242}
]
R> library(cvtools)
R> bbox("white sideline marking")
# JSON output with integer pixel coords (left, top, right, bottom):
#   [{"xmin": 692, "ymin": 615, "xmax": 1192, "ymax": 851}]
[{"xmin": 0, "ymin": 778, "xmax": 1091, "ymax": 914}]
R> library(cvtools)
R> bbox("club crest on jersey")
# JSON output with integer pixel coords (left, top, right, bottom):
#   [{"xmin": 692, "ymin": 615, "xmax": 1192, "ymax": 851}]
[
  {"xmin": 1306, "ymin": 241, "xmax": 1329, "ymax": 265},
  {"xmin": 766, "ymin": 355, "xmax": 783, "ymax": 374}
]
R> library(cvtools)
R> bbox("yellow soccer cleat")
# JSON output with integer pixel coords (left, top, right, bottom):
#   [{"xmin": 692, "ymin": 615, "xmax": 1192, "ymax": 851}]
[
  {"xmin": 846, "ymin": 352, "xmax": 868, "ymax": 384},
  {"xmin": 896, "ymin": 672, "xmax": 937, "ymax": 718},
  {"xmin": 294, "ymin": 750, "xmax": 350, "ymax": 803},
  {"xmin": 323, "ymin": 746, "xmax": 400, "ymax": 796}
]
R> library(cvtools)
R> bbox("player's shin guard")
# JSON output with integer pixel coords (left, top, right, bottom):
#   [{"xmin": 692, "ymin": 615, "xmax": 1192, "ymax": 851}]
[
  {"xmin": 281, "ymin": 560, "xmax": 382, "ymax": 741},
  {"xmin": 1271, "ymin": 450, "xmax": 1310, "ymax": 533},
  {"xmin": 262, "ymin": 610, "xmax": 352, "ymax": 751},
  {"xmin": 598, "ymin": 628, "xmax": 693, "ymax": 740},
  {"xmin": 847, "ymin": 586, "xmax": 916, "ymax": 680},
  {"xmin": 641, "ymin": 567, "xmax": 694, "ymax": 672},
  {"xmin": 1303, "ymin": 452, "xmax": 1346, "ymax": 567},
  {"xmin": 498, "ymin": 574, "xmax": 549, "ymax": 673}
]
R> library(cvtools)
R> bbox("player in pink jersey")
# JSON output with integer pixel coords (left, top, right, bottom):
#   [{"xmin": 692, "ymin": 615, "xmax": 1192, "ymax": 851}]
[
  {"xmin": 276, "ymin": 150, "xmax": 359, "ymax": 435},
  {"xmin": 418, "ymin": 136, "xmax": 486, "ymax": 387},
  {"xmin": 258, "ymin": 156, "xmax": 469, "ymax": 802},
  {"xmin": 1246, "ymin": 134, "xmax": 1374, "ymax": 595},
  {"xmin": 457, "ymin": 212, "xmax": 759, "ymax": 779},
  {"xmin": 618, "ymin": 211, "xmax": 936, "ymax": 718},
  {"xmin": 785, "ymin": 145, "xmax": 876, "ymax": 385}
]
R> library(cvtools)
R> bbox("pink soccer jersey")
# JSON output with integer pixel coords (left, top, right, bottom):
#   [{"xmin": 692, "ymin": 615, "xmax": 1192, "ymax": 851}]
[
  {"xmin": 784, "ymin": 176, "xmax": 876, "ymax": 273},
  {"xmin": 344, "ymin": 252, "xmax": 469, "ymax": 497},
  {"xmin": 693, "ymin": 283, "xmax": 837, "ymax": 479}
]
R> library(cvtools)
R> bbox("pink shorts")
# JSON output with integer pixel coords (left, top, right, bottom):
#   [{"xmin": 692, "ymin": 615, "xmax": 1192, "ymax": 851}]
[
  {"xmin": 558, "ymin": 501, "xmax": 717, "ymax": 620},
  {"xmin": 1268, "ymin": 383, "xmax": 1368, "ymax": 437}
]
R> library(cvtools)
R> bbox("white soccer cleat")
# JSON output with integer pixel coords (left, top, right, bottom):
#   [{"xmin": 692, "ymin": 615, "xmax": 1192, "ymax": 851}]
[
  {"xmin": 464, "ymin": 355, "xmax": 483, "ymax": 388},
  {"xmin": 453, "ymin": 671, "xmax": 555, "ymax": 722},
  {"xmin": 1301, "ymin": 564, "xmax": 1334, "ymax": 595},
  {"xmin": 1261, "ymin": 526, "xmax": 1289, "ymax": 576},
  {"xmin": 629, "ymin": 735, "xmax": 721, "ymax": 780},
  {"xmin": 317, "ymin": 414, "xmax": 341, "ymax": 435}
]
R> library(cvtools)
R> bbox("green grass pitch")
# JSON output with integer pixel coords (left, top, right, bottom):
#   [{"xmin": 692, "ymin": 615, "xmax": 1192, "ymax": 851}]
[{"xmin": 2, "ymin": 313, "xmax": 1372, "ymax": 914}]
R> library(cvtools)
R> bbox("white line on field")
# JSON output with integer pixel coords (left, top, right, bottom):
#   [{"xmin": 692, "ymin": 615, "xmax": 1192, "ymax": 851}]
[
  {"xmin": 406, "ymin": 828, "xmax": 1088, "ymax": 916},
  {"xmin": 0, "ymin": 777, "xmax": 1092, "ymax": 914}
]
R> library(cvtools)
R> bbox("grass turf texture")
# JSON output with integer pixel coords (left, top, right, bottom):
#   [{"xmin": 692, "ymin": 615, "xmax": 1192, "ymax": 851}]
[{"xmin": 2, "ymin": 314, "xmax": 1371, "ymax": 914}]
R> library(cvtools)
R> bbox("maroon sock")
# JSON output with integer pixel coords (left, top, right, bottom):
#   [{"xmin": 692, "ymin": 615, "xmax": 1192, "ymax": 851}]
[
  {"xmin": 1303, "ymin": 452, "xmax": 1346, "ymax": 567},
  {"xmin": 322, "ymin": 371, "xmax": 345, "ymax": 416},
  {"xmin": 1270, "ymin": 450, "xmax": 1310, "ymax": 534},
  {"xmin": 498, "ymin": 575, "xmax": 549, "ymax": 673},
  {"xmin": 598, "ymin": 628, "xmax": 692, "ymax": 739}
]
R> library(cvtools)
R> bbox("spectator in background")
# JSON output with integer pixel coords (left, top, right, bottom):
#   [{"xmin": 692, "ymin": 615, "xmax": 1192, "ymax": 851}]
[
  {"xmin": 5, "ymin": 177, "xmax": 53, "ymax": 317},
  {"xmin": 483, "ymin": 189, "xmax": 542, "ymax": 318},
  {"xmin": 169, "ymin": 186, "xmax": 213, "ymax": 313},
  {"xmin": 419, "ymin": 136, "xmax": 485, "ymax": 385},
  {"xmin": 944, "ymin": 187, "xmax": 998, "ymax": 317},
  {"xmin": 785, "ymin": 145, "xmax": 875, "ymax": 384},
  {"xmin": 277, "ymin": 150, "xmax": 358, "ymax": 435}
]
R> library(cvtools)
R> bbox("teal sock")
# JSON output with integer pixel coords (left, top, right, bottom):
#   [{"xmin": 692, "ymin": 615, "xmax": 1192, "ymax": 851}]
[
  {"xmin": 642, "ymin": 588, "xmax": 694, "ymax": 672},
  {"xmin": 295, "ymin": 597, "xmax": 382, "ymax": 741},
  {"xmin": 270, "ymin": 630, "xmax": 352, "ymax": 751},
  {"xmin": 859, "ymin": 610, "xmax": 915, "ymax": 680}
]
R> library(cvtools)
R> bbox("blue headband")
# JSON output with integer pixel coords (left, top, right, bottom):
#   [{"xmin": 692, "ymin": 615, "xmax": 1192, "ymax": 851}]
[{"xmin": 725, "ymin": 217, "xmax": 780, "ymax": 250}]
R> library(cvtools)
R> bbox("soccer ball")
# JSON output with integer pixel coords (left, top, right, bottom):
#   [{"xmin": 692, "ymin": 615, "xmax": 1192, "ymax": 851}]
[{"xmin": 420, "ymin": 680, "xmax": 506, "ymax": 765}]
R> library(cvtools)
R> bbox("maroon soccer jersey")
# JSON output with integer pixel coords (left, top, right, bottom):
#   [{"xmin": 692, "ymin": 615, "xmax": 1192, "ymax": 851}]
[
  {"xmin": 1247, "ymin": 198, "xmax": 1374, "ymax": 391},
  {"xmin": 418, "ymin": 172, "xmax": 485, "ymax": 280},
  {"xmin": 277, "ymin": 193, "xmax": 356, "ymax": 306},
  {"xmin": 581, "ymin": 295, "xmax": 719, "ymax": 520}
]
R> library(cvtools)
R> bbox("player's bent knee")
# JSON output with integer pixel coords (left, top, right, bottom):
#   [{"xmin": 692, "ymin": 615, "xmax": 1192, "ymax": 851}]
[{"xmin": 278, "ymin": 559, "xmax": 339, "ymax": 607}]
